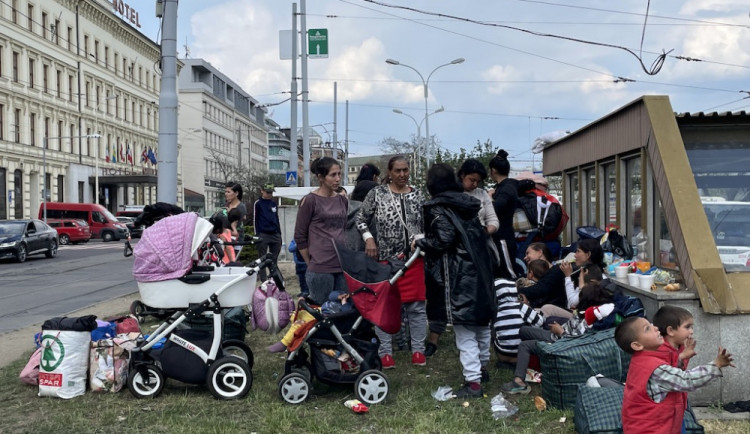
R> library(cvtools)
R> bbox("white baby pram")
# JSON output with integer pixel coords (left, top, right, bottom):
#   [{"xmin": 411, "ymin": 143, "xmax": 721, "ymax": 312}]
[{"xmin": 128, "ymin": 212, "xmax": 274, "ymax": 400}]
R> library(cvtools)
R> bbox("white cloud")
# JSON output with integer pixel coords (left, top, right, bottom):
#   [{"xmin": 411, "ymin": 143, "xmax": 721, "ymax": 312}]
[{"xmin": 679, "ymin": 0, "xmax": 749, "ymax": 14}]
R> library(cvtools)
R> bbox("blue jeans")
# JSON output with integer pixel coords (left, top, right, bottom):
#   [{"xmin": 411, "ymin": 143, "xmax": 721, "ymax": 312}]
[{"xmin": 305, "ymin": 271, "xmax": 347, "ymax": 305}]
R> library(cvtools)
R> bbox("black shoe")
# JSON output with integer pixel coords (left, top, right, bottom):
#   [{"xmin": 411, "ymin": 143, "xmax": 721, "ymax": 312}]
[
  {"xmin": 481, "ymin": 368, "xmax": 490, "ymax": 383},
  {"xmin": 454, "ymin": 383, "xmax": 484, "ymax": 399},
  {"xmin": 424, "ymin": 342, "xmax": 438, "ymax": 357}
]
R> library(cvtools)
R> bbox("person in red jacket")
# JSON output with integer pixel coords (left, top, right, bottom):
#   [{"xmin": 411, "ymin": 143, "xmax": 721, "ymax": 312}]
[{"xmin": 615, "ymin": 317, "xmax": 734, "ymax": 434}]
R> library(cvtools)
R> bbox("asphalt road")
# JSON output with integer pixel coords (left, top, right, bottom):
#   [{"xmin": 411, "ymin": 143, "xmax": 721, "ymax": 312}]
[{"xmin": 0, "ymin": 239, "xmax": 138, "ymax": 334}]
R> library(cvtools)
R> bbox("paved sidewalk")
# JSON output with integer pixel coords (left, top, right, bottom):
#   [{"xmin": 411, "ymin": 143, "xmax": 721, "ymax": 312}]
[{"xmin": 0, "ymin": 292, "xmax": 139, "ymax": 369}]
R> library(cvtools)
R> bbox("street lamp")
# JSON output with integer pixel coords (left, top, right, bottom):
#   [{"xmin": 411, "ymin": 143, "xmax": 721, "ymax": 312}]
[
  {"xmin": 42, "ymin": 134, "xmax": 100, "ymax": 222},
  {"xmin": 392, "ymin": 106, "xmax": 444, "ymax": 174},
  {"xmin": 386, "ymin": 57, "xmax": 464, "ymax": 168}
]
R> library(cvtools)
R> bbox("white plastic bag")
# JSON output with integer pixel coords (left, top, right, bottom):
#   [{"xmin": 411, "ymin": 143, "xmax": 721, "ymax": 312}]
[
  {"xmin": 491, "ymin": 392, "xmax": 519, "ymax": 419},
  {"xmin": 38, "ymin": 330, "xmax": 91, "ymax": 398}
]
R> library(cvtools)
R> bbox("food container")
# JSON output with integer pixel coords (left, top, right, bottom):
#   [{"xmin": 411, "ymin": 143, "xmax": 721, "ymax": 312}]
[
  {"xmin": 627, "ymin": 273, "xmax": 640, "ymax": 286},
  {"xmin": 638, "ymin": 274, "xmax": 655, "ymax": 291},
  {"xmin": 614, "ymin": 266, "xmax": 629, "ymax": 279}
]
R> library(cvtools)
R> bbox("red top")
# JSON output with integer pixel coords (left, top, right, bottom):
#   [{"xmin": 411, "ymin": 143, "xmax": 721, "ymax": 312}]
[{"xmin": 622, "ymin": 349, "xmax": 687, "ymax": 434}]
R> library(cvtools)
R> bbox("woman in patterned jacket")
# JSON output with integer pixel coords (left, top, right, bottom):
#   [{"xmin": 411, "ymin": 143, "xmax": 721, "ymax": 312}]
[{"xmin": 355, "ymin": 155, "xmax": 428, "ymax": 369}]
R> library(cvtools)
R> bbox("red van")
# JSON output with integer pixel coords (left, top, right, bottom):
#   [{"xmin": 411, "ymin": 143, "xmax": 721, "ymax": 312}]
[
  {"xmin": 39, "ymin": 203, "xmax": 130, "ymax": 241},
  {"xmin": 46, "ymin": 219, "xmax": 92, "ymax": 245}
]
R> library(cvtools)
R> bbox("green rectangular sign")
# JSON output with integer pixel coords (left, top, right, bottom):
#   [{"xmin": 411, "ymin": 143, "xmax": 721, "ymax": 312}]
[{"xmin": 308, "ymin": 28, "xmax": 328, "ymax": 58}]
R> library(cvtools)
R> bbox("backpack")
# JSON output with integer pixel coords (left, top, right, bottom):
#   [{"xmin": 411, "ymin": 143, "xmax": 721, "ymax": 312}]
[
  {"xmin": 591, "ymin": 293, "xmax": 645, "ymax": 331},
  {"xmin": 515, "ymin": 180, "xmax": 569, "ymax": 241},
  {"xmin": 251, "ymin": 279, "xmax": 295, "ymax": 333}
]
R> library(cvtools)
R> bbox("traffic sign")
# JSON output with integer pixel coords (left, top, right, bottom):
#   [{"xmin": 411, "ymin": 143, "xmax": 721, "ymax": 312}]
[
  {"xmin": 286, "ymin": 171, "xmax": 298, "ymax": 186},
  {"xmin": 308, "ymin": 29, "xmax": 328, "ymax": 58}
]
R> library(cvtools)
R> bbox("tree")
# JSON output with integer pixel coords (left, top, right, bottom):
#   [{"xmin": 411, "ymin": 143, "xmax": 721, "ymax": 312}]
[
  {"xmin": 435, "ymin": 139, "xmax": 497, "ymax": 173},
  {"xmin": 206, "ymin": 147, "xmax": 269, "ymax": 222}
]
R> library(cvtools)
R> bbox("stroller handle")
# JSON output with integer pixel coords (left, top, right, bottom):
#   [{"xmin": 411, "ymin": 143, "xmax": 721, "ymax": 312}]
[
  {"xmin": 388, "ymin": 247, "xmax": 422, "ymax": 285},
  {"xmin": 297, "ymin": 298, "xmax": 324, "ymax": 322}
]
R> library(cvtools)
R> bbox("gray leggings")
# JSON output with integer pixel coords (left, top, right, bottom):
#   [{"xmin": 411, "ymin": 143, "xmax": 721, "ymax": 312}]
[
  {"xmin": 514, "ymin": 325, "xmax": 556, "ymax": 380},
  {"xmin": 376, "ymin": 301, "xmax": 427, "ymax": 356}
]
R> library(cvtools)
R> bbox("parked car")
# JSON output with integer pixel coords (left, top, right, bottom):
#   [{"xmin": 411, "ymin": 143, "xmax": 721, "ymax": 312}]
[
  {"xmin": 116, "ymin": 216, "xmax": 143, "ymax": 238},
  {"xmin": 46, "ymin": 219, "xmax": 92, "ymax": 245},
  {"xmin": 0, "ymin": 219, "xmax": 59, "ymax": 262},
  {"xmin": 39, "ymin": 202, "xmax": 129, "ymax": 241}
]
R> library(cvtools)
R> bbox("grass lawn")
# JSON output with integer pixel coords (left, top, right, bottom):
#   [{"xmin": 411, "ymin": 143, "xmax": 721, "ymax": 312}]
[{"xmin": 1, "ymin": 263, "xmax": 748, "ymax": 433}]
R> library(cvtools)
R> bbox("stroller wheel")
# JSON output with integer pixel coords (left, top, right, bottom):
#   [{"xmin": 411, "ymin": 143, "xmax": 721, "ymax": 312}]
[
  {"xmin": 355, "ymin": 370, "xmax": 389, "ymax": 405},
  {"xmin": 222, "ymin": 340, "xmax": 254, "ymax": 369},
  {"xmin": 206, "ymin": 357, "xmax": 252, "ymax": 400},
  {"xmin": 129, "ymin": 300, "xmax": 146, "ymax": 324},
  {"xmin": 128, "ymin": 365, "xmax": 165, "ymax": 399},
  {"xmin": 278, "ymin": 373, "xmax": 310, "ymax": 405}
]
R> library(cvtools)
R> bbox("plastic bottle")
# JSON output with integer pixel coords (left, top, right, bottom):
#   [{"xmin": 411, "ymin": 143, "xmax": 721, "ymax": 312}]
[{"xmin": 491, "ymin": 393, "xmax": 519, "ymax": 419}]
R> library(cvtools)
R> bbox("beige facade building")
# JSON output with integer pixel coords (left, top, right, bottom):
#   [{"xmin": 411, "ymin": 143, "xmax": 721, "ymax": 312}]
[{"xmin": 0, "ymin": 0, "xmax": 166, "ymax": 219}]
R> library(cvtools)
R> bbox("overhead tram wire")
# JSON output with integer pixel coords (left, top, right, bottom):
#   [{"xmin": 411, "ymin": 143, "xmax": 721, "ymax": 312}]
[
  {"xmin": 359, "ymin": 0, "xmax": 671, "ymax": 76},
  {"xmin": 343, "ymin": 0, "xmax": 750, "ymax": 90},
  {"xmin": 513, "ymin": 0, "xmax": 750, "ymax": 28},
  {"xmin": 318, "ymin": 10, "xmax": 750, "ymax": 71}
]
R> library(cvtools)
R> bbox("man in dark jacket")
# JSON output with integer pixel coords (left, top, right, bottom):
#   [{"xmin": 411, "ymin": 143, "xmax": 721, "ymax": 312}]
[
  {"xmin": 254, "ymin": 183, "xmax": 282, "ymax": 280},
  {"xmin": 416, "ymin": 164, "xmax": 495, "ymax": 399}
]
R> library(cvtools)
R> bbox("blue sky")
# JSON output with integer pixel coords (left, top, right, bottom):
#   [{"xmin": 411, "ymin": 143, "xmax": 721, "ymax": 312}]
[{"xmin": 133, "ymin": 0, "xmax": 750, "ymax": 166}]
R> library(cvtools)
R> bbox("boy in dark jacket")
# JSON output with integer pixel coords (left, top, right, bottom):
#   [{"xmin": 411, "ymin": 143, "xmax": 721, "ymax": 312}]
[{"xmin": 415, "ymin": 164, "xmax": 495, "ymax": 399}]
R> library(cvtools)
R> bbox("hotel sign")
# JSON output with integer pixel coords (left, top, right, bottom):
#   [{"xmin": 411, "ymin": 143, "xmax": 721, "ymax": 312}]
[{"xmin": 112, "ymin": 0, "xmax": 141, "ymax": 28}]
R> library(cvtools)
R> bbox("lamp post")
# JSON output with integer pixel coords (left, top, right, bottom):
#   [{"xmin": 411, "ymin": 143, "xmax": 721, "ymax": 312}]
[
  {"xmin": 392, "ymin": 106, "xmax": 444, "ymax": 174},
  {"xmin": 42, "ymin": 134, "xmax": 100, "ymax": 222},
  {"xmin": 386, "ymin": 57, "xmax": 464, "ymax": 168}
]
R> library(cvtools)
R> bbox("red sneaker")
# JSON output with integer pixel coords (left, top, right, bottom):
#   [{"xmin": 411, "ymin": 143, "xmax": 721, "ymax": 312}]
[
  {"xmin": 381, "ymin": 354, "xmax": 395, "ymax": 369},
  {"xmin": 412, "ymin": 352, "xmax": 427, "ymax": 366}
]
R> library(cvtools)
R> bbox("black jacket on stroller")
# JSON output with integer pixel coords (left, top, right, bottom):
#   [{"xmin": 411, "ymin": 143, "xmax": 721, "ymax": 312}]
[{"xmin": 416, "ymin": 191, "xmax": 495, "ymax": 326}]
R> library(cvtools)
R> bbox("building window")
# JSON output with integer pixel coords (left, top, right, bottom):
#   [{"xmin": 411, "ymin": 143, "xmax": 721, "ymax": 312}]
[
  {"xmin": 14, "ymin": 169, "xmax": 23, "ymax": 219},
  {"xmin": 104, "ymin": 46, "xmax": 109, "ymax": 68},
  {"xmin": 44, "ymin": 116, "xmax": 49, "ymax": 143},
  {"xmin": 604, "ymin": 163, "xmax": 617, "ymax": 225},
  {"xmin": 57, "ymin": 120, "xmax": 63, "ymax": 141},
  {"xmin": 57, "ymin": 174, "xmax": 64, "ymax": 202},
  {"xmin": 29, "ymin": 113, "xmax": 36, "ymax": 146},
  {"xmin": 0, "ymin": 46, "xmax": 3, "ymax": 76},
  {"xmin": 94, "ymin": 40, "xmax": 99, "ymax": 63},
  {"xmin": 78, "ymin": 181, "xmax": 84, "ymax": 203},
  {"xmin": 686, "ymin": 140, "xmax": 750, "ymax": 272},
  {"xmin": 625, "ymin": 157, "xmax": 642, "ymax": 248},
  {"xmin": 0, "ymin": 168, "xmax": 6, "ymax": 219},
  {"xmin": 69, "ymin": 124, "xmax": 75, "ymax": 153},
  {"xmin": 28, "ymin": 58, "xmax": 34, "ymax": 88},
  {"xmin": 67, "ymin": 27, "xmax": 72, "ymax": 51},
  {"xmin": 568, "ymin": 171, "xmax": 579, "ymax": 236},
  {"xmin": 53, "ymin": 19, "xmax": 59, "ymax": 44},
  {"xmin": 14, "ymin": 109, "xmax": 20, "ymax": 143},
  {"xmin": 43, "ymin": 64, "xmax": 48, "ymax": 93},
  {"xmin": 56, "ymin": 70, "xmax": 61, "ymax": 98},
  {"xmin": 27, "ymin": 4, "xmax": 34, "ymax": 32},
  {"xmin": 86, "ymin": 128, "xmax": 91, "ymax": 156},
  {"xmin": 41, "ymin": 12, "xmax": 47, "ymax": 39},
  {"xmin": 84, "ymin": 35, "xmax": 88, "ymax": 57},
  {"xmin": 12, "ymin": 52, "xmax": 19, "ymax": 82},
  {"xmin": 11, "ymin": 0, "xmax": 18, "ymax": 24},
  {"xmin": 85, "ymin": 81, "xmax": 90, "ymax": 107},
  {"xmin": 68, "ymin": 74, "xmax": 74, "ymax": 102},
  {"xmin": 0, "ymin": 104, "xmax": 3, "ymax": 140}
]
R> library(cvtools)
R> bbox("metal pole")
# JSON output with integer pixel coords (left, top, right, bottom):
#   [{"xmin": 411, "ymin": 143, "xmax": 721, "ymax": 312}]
[
  {"xmin": 423, "ymin": 83, "xmax": 430, "ymax": 169},
  {"xmin": 333, "ymin": 82, "xmax": 340, "ymax": 182},
  {"xmin": 300, "ymin": 0, "xmax": 311, "ymax": 186},
  {"xmin": 157, "ymin": 0, "xmax": 179, "ymax": 203},
  {"xmin": 345, "ymin": 100, "xmax": 349, "ymax": 184},
  {"xmin": 43, "ymin": 137, "xmax": 47, "ymax": 222},
  {"xmin": 289, "ymin": 3, "xmax": 298, "ymax": 186}
]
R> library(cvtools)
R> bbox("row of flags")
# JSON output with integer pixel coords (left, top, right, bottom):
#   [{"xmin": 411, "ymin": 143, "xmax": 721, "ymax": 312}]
[{"xmin": 104, "ymin": 143, "xmax": 157, "ymax": 166}]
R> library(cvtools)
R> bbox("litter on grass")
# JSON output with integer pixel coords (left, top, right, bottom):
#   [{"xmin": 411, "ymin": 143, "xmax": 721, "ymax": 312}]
[
  {"xmin": 432, "ymin": 385, "xmax": 454, "ymax": 401},
  {"xmin": 491, "ymin": 392, "xmax": 518, "ymax": 419}
]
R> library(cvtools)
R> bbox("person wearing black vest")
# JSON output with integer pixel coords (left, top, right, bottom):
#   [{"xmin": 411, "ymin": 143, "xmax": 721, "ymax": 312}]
[{"xmin": 254, "ymin": 183, "xmax": 282, "ymax": 281}]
